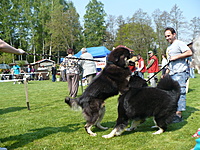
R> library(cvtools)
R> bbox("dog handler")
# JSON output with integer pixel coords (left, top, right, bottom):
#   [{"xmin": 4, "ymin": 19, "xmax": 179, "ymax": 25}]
[
  {"xmin": 164, "ymin": 27, "xmax": 193, "ymax": 123},
  {"xmin": 146, "ymin": 51, "xmax": 159, "ymax": 87}
]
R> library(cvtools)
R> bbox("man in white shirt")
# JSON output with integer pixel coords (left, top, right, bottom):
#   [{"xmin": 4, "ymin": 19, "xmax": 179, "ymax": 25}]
[{"xmin": 164, "ymin": 27, "xmax": 193, "ymax": 123}]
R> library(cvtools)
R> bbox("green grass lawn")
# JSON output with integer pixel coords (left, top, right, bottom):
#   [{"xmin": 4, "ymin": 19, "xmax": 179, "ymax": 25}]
[{"xmin": 1, "ymin": 74, "xmax": 200, "ymax": 150}]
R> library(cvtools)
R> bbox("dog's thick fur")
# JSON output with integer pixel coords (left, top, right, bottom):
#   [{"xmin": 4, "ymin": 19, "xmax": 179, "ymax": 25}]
[
  {"xmin": 193, "ymin": 36, "xmax": 200, "ymax": 64},
  {"xmin": 65, "ymin": 47, "xmax": 131, "ymax": 136},
  {"xmin": 102, "ymin": 75, "xmax": 180, "ymax": 138}
]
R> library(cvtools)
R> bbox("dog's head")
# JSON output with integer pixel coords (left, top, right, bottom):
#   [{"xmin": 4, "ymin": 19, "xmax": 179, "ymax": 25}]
[
  {"xmin": 108, "ymin": 47, "xmax": 131, "ymax": 68},
  {"xmin": 129, "ymin": 75, "xmax": 148, "ymax": 88}
]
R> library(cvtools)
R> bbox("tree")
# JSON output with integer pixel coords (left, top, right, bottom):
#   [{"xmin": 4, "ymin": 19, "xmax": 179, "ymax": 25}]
[
  {"xmin": 152, "ymin": 9, "xmax": 170, "ymax": 54},
  {"xmin": 190, "ymin": 17, "xmax": 200, "ymax": 40},
  {"xmin": 170, "ymin": 4, "xmax": 187, "ymax": 39},
  {"xmin": 46, "ymin": 0, "xmax": 82, "ymax": 60},
  {"xmin": 105, "ymin": 15, "xmax": 117, "ymax": 50},
  {"xmin": 114, "ymin": 9, "xmax": 157, "ymax": 61},
  {"xmin": 0, "ymin": 53, "xmax": 13, "ymax": 64},
  {"xmin": 0, "ymin": 0, "xmax": 34, "ymax": 61},
  {"xmin": 83, "ymin": 0, "xmax": 106, "ymax": 47}
]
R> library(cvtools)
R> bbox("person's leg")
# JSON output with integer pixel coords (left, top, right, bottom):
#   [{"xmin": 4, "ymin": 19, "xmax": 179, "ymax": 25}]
[
  {"xmin": 52, "ymin": 74, "xmax": 54, "ymax": 82},
  {"xmin": 149, "ymin": 73, "xmax": 156, "ymax": 87},
  {"xmin": 67, "ymin": 74, "xmax": 73, "ymax": 97},
  {"xmin": 171, "ymin": 72, "xmax": 189, "ymax": 122},
  {"xmin": 53, "ymin": 74, "xmax": 56, "ymax": 82},
  {"xmin": 71, "ymin": 74, "xmax": 79, "ymax": 98}
]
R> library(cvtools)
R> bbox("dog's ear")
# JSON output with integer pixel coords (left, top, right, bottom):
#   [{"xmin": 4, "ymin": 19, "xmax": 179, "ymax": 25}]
[{"xmin": 114, "ymin": 54, "xmax": 125, "ymax": 62}]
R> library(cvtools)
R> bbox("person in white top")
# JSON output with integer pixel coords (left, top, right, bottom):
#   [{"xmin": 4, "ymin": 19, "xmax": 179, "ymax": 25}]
[
  {"xmin": 164, "ymin": 27, "xmax": 193, "ymax": 123},
  {"xmin": 161, "ymin": 54, "xmax": 168, "ymax": 77},
  {"xmin": 79, "ymin": 48, "xmax": 97, "ymax": 84}
]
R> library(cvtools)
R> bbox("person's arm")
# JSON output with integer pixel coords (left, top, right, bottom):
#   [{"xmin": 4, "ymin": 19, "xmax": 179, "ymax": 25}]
[
  {"xmin": 170, "ymin": 50, "xmax": 193, "ymax": 61},
  {"xmin": 146, "ymin": 59, "xmax": 155, "ymax": 69},
  {"xmin": 0, "ymin": 39, "xmax": 25, "ymax": 55},
  {"xmin": 19, "ymin": 67, "xmax": 22, "ymax": 73}
]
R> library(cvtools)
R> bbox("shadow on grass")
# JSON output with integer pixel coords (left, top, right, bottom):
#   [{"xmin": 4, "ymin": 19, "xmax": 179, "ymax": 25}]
[
  {"xmin": 1, "ymin": 123, "xmax": 82, "ymax": 149},
  {"xmin": 188, "ymin": 88, "xmax": 195, "ymax": 93},
  {"xmin": 92, "ymin": 121, "xmax": 116, "ymax": 133},
  {"xmin": 0, "ymin": 107, "xmax": 26, "ymax": 115},
  {"xmin": 101, "ymin": 105, "xmax": 200, "ymax": 137}
]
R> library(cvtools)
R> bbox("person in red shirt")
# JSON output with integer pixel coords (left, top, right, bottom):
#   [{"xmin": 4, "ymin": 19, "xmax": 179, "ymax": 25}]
[
  {"xmin": 128, "ymin": 60, "xmax": 136, "ymax": 74},
  {"xmin": 136, "ymin": 54, "xmax": 146, "ymax": 78},
  {"xmin": 146, "ymin": 51, "xmax": 159, "ymax": 87}
]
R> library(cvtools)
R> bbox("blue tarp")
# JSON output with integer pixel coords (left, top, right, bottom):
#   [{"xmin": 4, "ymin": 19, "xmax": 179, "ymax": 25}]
[{"xmin": 74, "ymin": 46, "xmax": 111, "ymax": 58}]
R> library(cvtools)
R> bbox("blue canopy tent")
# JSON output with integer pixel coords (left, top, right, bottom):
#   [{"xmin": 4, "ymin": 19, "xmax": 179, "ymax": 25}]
[{"xmin": 74, "ymin": 46, "xmax": 110, "ymax": 58}]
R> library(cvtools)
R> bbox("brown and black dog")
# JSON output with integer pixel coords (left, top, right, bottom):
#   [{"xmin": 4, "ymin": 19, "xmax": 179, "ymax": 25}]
[{"xmin": 65, "ymin": 47, "xmax": 131, "ymax": 136}]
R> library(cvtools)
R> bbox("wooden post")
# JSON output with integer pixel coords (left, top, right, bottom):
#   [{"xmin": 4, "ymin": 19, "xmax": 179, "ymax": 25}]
[{"xmin": 23, "ymin": 76, "xmax": 30, "ymax": 110}]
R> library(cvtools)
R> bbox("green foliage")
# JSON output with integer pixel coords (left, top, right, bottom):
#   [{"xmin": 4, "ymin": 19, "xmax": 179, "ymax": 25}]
[
  {"xmin": 0, "ymin": 74, "xmax": 200, "ymax": 149},
  {"xmin": 0, "ymin": 2, "xmax": 199, "ymax": 64},
  {"xmin": 0, "ymin": 53, "xmax": 13, "ymax": 64},
  {"xmin": 0, "ymin": 0, "xmax": 82, "ymax": 63},
  {"xmin": 16, "ymin": 60, "xmax": 26, "ymax": 67},
  {"xmin": 115, "ymin": 9, "xmax": 157, "ymax": 60},
  {"xmin": 84, "ymin": 0, "xmax": 107, "ymax": 47}
]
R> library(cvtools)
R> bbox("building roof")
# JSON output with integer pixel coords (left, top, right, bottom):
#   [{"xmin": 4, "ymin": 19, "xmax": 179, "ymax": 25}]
[{"xmin": 31, "ymin": 59, "xmax": 55, "ymax": 65}]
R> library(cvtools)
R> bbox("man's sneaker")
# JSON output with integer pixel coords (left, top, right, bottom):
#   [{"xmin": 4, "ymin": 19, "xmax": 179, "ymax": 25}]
[
  {"xmin": 192, "ymin": 128, "xmax": 200, "ymax": 137},
  {"xmin": 172, "ymin": 115, "xmax": 183, "ymax": 123}
]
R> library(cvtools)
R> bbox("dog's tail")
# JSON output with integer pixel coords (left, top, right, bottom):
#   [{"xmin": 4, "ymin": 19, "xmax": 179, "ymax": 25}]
[
  {"xmin": 157, "ymin": 75, "xmax": 180, "ymax": 99},
  {"xmin": 65, "ymin": 97, "xmax": 82, "ymax": 111}
]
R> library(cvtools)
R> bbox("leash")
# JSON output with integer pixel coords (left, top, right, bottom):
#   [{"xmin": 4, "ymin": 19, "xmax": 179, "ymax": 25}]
[
  {"xmin": 24, "ymin": 52, "xmax": 105, "ymax": 62},
  {"xmin": 146, "ymin": 61, "xmax": 171, "ymax": 83}
]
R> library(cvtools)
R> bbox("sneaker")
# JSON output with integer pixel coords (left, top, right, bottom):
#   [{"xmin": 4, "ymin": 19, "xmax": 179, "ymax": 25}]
[
  {"xmin": 172, "ymin": 115, "xmax": 183, "ymax": 123},
  {"xmin": 192, "ymin": 128, "xmax": 200, "ymax": 137}
]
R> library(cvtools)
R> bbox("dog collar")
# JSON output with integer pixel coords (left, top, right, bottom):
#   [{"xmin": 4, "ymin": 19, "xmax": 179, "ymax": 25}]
[{"xmin": 107, "ymin": 61, "xmax": 114, "ymax": 64}]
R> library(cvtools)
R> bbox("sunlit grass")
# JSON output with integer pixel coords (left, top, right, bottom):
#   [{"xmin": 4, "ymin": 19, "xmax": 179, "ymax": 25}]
[{"xmin": 0, "ymin": 74, "xmax": 200, "ymax": 150}]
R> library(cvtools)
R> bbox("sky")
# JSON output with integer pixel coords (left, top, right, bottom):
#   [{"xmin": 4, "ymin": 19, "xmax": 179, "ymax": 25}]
[{"xmin": 72, "ymin": 0, "xmax": 200, "ymax": 24}]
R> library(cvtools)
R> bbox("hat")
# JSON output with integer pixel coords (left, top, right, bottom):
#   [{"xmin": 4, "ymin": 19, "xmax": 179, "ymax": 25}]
[
  {"xmin": 81, "ymin": 48, "xmax": 87, "ymax": 52},
  {"xmin": 148, "ymin": 51, "xmax": 153, "ymax": 54}
]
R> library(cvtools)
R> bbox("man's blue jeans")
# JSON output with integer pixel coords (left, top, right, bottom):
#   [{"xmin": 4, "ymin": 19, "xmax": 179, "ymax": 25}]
[
  {"xmin": 52, "ymin": 74, "xmax": 56, "ymax": 82},
  {"xmin": 171, "ymin": 72, "xmax": 189, "ymax": 111}
]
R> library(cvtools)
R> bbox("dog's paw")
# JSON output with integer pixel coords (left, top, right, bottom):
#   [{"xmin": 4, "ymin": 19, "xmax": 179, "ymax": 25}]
[
  {"xmin": 90, "ymin": 133, "xmax": 97, "ymax": 136},
  {"xmin": 102, "ymin": 134, "xmax": 113, "ymax": 138},
  {"xmin": 152, "ymin": 129, "xmax": 164, "ymax": 135},
  {"xmin": 125, "ymin": 127, "xmax": 136, "ymax": 132}
]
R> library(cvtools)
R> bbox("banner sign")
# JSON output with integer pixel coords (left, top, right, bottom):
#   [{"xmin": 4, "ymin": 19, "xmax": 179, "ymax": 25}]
[{"xmin": 94, "ymin": 57, "xmax": 107, "ymax": 68}]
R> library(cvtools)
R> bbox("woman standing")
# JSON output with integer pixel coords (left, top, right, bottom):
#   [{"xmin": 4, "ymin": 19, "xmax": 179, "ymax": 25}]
[
  {"xmin": 63, "ymin": 48, "xmax": 80, "ymax": 98},
  {"xmin": 137, "ymin": 54, "xmax": 146, "ymax": 78}
]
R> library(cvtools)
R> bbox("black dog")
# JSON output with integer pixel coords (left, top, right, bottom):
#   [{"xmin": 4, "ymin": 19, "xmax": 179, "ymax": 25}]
[
  {"xmin": 102, "ymin": 75, "xmax": 180, "ymax": 138},
  {"xmin": 65, "ymin": 47, "xmax": 131, "ymax": 136}
]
